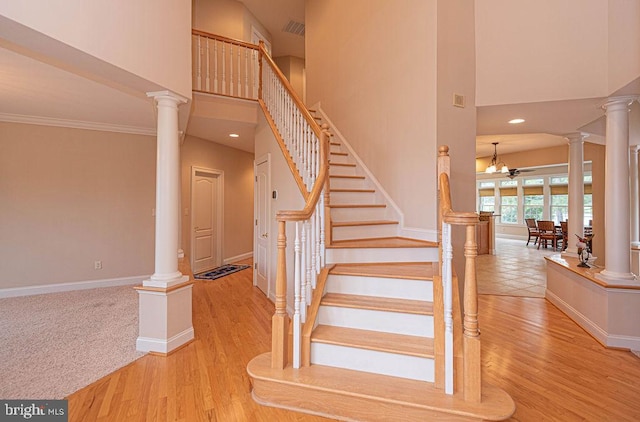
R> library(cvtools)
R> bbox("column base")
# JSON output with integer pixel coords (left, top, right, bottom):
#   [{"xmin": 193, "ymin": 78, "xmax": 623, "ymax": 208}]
[
  {"xmin": 595, "ymin": 269, "xmax": 638, "ymax": 286},
  {"xmin": 136, "ymin": 282, "xmax": 194, "ymax": 354},
  {"xmin": 144, "ymin": 272, "xmax": 189, "ymax": 288}
]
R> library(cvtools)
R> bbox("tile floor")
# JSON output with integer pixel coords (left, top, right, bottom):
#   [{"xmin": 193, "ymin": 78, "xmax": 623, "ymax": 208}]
[{"xmin": 476, "ymin": 237, "xmax": 557, "ymax": 297}]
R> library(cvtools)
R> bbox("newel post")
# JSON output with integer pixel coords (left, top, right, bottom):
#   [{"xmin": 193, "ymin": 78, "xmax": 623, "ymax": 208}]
[
  {"xmin": 272, "ymin": 219, "xmax": 289, "ymax": 369},
  {"xmin": 463, "ymin": 223, "xmax": 481, "ymax": 402}
]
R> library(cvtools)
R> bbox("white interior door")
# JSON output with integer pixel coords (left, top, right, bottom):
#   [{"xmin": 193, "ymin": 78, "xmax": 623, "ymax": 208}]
[
  {"xmin": 191, "ymin": 168, "xmax": 222, "ymax": 274},
  {"xmin": 254, "ymin": 155, "xmax": 271, "ymax": 297}
]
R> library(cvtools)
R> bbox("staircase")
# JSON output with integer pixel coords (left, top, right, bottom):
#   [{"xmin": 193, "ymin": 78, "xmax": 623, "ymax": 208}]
[{"xmin": 248, "ymin": 119, "xmax": 515, "ymax": 421}]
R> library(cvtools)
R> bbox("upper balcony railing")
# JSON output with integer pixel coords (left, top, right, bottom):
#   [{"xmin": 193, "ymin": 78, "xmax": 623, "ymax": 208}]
[{"xmin": 192, "ymin": 30, "xmax": 260, "ymax": 100}]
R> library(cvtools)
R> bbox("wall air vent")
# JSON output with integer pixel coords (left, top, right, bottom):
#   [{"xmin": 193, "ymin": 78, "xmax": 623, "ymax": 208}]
[{"xmin": 283, "ymin": 20, "xmax": 305, "ymax": 36}]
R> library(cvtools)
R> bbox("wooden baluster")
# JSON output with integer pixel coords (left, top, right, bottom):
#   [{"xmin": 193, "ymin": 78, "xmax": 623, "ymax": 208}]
[
  {"xmin": 293, "ymin": 222, "xmax": 302, "ymax": 368},
  {"xmin": 213, "ymin": 40, "xmax": 218, "ymax": 94},
  {"xmin": 237, "ymin": 47, "xmax": 241, "ymax": 97},
  {"xmin": 229, "ymin": 44, "xmax": 234, "ymax": 96},
  {"xmin": 463, "ymin": 223, "xmax": 481, "ymax": 402},
  {"xmin": 205, "ymin": 38, "xmax": 211, "ymax": 92},
  {"xmin": 244, "ymin": 48, "xmax": 249, "ymax": 98},
  {"xmin": 221, "ymin": 43, "xmax": 226, "ymax": 95},
  {"xmin": 272, "ymin": 220, "xmax": 289, "ymax": 369},
  {"xmin": 195, "ymin": 36, "xmax": 202, "ymax": 91}
]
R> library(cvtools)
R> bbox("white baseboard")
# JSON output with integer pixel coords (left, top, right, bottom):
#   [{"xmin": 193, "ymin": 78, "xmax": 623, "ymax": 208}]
[
  {"xmin": 546, "ymin": 290, "xmax": 640, "ymax": 351},
  {"xmin": 0, "ymin": 275, "xmax": 149, "ymax": 299},
  {"xmin": 399, "ymin": 227, "xmax": 438, "ymax": 242},
  {"xmin": 495, "ymin": 234, "xmax": 528, "ymax": 241},
  {"xmin": 136, "ymin": 327, "xmax": 195, "ymax": 354},
  {"xmin": 224, "ymin": 251, "xmax": 253, "ymax": 264}
]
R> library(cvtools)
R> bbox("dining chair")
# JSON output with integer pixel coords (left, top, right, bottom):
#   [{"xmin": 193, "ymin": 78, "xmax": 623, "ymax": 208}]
[
  {"xmin": 525, "ymin": 218, "xmax": 540, "ymax": 246},
  {"xmin": 560, "ymin": 221, "xmax": 568, "ymax": 251},
  {"xmin": 537, "ymin": 220, "xmax": 563, "ymax": 250}
]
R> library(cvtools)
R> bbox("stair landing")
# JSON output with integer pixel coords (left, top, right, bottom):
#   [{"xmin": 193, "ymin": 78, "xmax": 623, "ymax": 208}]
[{"xmin": 248, "ymin": 353, "xmax": 516, "ymax": 422}]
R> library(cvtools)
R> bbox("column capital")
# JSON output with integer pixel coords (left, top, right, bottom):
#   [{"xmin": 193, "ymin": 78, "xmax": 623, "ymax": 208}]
[
  {"xmin": 602, "ymin": 95, "xmax": 638, "ymax": 112},
  {"xmin": 563, "ymin": 132, "xmax": 589, "ymax": 144},
  {"xmin": 146, "ymin": 90, "xmax": 189, "ymax": 106}
]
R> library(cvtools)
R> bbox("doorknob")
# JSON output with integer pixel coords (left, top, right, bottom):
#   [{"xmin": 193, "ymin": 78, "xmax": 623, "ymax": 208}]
[{"xmin": 261, "ymin": 233, "xmax": 268, "ymax": 238}]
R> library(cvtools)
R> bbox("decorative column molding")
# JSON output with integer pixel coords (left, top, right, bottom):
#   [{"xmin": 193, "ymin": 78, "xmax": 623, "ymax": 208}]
[
  {"xmin": 630, "ymin": 145, "xmax": 640, "ymax": 247},
  {"xmin": 145, "ymin": 91, "xmax": 189, "ymax": 288},
  {"xmin": 596, "ymin": 96, "xmax": 638, "ymax": 284},
  {"xmin": 563, "ymin": 133, "xmax": 587, "ymax": 256},
  {"xmin": 137, "ymin": 90, "xmax": 194, "ymax": 354}
]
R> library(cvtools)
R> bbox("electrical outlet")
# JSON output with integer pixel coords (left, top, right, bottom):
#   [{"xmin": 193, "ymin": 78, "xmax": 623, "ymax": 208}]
[{"xmin": 94, "ymin": 260, "xmax": 102, "ymax": 270}]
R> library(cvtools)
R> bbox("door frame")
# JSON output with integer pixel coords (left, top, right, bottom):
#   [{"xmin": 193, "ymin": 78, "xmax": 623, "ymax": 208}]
[
  {"xmin": 190, "ymin": 166, "xmax": 224, "ymax": 273},
  {"xmin": 254, "ymin": 154, "xmax": 271, "ymax": 295}
]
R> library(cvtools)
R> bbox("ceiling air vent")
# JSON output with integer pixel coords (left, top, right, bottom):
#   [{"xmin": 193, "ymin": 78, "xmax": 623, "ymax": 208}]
[{"xmin": 283, "ymin": 20, "xmax": 305, "ymax": 36}]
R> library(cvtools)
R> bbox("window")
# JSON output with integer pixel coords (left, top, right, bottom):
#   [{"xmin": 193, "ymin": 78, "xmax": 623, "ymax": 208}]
[
  {"xmin": 524, "ymin": 178, "xmax": 544, "ymax": 186},
  {"xmin": 479, "ymin": 181, "xmax": 495, "ymax": 189},
  {"xmin": 478, "ymin": 185, "xmax": 495, "ymax": 213},
  {"xmin": 500, "ymin": 186, "xmax": 518, "ymax": 224},
  {"xmin": 584, "ymin": 183, "xmax": 593, "ymax": 226},
  {"xmin": 523, "ymin": 186, "xmax": 544, "ymax": 221},
  {"xmin": 479, "ymin": 196, "xmax": 495, "ymax": 213}
]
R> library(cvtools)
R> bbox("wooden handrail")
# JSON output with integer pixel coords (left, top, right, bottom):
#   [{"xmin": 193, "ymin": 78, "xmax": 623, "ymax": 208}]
[
  {"xmin": 258, "ymin": 43, "xmax": 323, "ymax": 142},
  {"xmin": 438, "ymin": 147, "xmax": 481, "ymax": 403},
  {"xmin": 192, "ymin": 29, "xmax": 259, "ymax": 51}
]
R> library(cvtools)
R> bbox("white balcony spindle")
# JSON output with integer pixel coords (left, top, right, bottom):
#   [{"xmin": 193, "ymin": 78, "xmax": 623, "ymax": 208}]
[
  {"xmin": 205, "ymin": 39, "xmax": 211, "ymax": 92},
  {"xmin": 213, "ymin": 41, "xmax": 218, "ymax": 94},
  {"xmin": 442, "ymin": 221, "xmax": 454, "ymax": 395},
  {"xmin": 196, "ymin": 36, "xmax": 202, "ymax": 91},
  {"xmin": 229, "ymin": 44, "xmax": 234, "ymax": 96},
  {"xmin": 221, "ymin": 43, "xmax": 226, "ymax": 95}
]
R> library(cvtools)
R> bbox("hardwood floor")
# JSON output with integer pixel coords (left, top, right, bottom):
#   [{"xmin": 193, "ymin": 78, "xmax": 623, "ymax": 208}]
[{"xmin": 67, "ymin": 261, "xmax": 640, "ymax": 421}]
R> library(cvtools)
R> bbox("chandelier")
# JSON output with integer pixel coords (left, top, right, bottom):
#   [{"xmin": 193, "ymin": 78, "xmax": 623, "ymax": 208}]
[{"xmin": 485, "ymin": 142, "xmax": 509, "ymax": 174}]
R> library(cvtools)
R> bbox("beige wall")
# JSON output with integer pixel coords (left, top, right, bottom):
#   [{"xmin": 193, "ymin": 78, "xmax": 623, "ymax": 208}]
[
  {"xmin": 608, "ymin": 0, "xmax": 640, "ymax": 94},
  {"xmin": 306, "ymin": 0, "xmax": 439, "ymax": 230},
  {"xmin": 193, "ymin": 0, "xmax": 271, "ymax": 44},
  {"xmin": 0, "ymin": 122, "xmax": 156, "ymax": 289},
  {"xmin": 475, "ymin": 0, "xmax": 609, "ymax": 105},
  {"xmin": 180, "ymin": 136, "xmax": 254, "ymax": 262},
  {"xmin": 0, "ymin": 0, "xmax": 192, "ymax": 98},
  {"xmin": 274, "ymin": 56, "xmax": 306, "ymax": 101}
]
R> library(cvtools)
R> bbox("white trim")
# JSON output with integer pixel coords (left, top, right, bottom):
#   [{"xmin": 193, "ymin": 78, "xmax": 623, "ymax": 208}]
[
  {"xmin": 312, "ymin": 103, "xmax": 405, "ymax": 227},
  {"xmin": 546, "ymin": 290, "xmax": 640, "ymax": 351},
  {"xmin": 0, "ymin": 112, "xmax": 156, "ymax": 136},
  {"xmin": 399, "ymin": 227, "xmax": 438, "ymax": 242},
  {"xmin": 136, "ymin": 327, "xmax": 195, "ymax": 354},
  {"xmin": 190, "ymin": 166, "xmax": 224, "ymax": 273},
  {"xmin": 224, "ymin": 251, "xmax": 253, "ymax": 264},
  {"xmin": 0, "ymin": 275, "xmax": 148, "ymax": 299},
  {"xmin": 495, "ymin": 234, "xmax": 528, "ymax": 241}
]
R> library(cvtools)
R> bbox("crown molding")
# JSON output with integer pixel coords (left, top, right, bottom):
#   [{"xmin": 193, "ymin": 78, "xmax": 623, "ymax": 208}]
[{"xmin": 0, "ymin": 112, "xmax": 156, "ymax": 136}]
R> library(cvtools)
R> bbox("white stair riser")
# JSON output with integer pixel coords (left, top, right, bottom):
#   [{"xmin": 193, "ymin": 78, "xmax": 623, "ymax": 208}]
[
  {"xmin": 329, "ymin": 154, "xmax": 350, "ymax": 164},
  {"xmin": 332, "ymin": 223, "xmax": 399, "ymax": 241},
  {"xmin": 330, "ymin": 206, "xmax": 390, "ymax": 221},
  {"xmin": 326, "ymin": 275, "xmax": 433, "ymax": 302},
  {"xmin": 330, "ymin": 191, "xmax": 377, "ymax": 205},
  {"xmin": 329, "ymin": 166, "xmax": 357, "ymax": 177},
  {"xmin": 329, "ymin": 177, "xmax": 367, "ymax": 190},
  {"xmin": 326, "ymin": 247, "xmax": 439, "ymax": 264},
  {"xmin": 310, "ymin": 343, "xmax": 434, "ymax": 382},
  {"xmin": 318, "ymin": 306, "xmax": 433, "ymax": 337}
]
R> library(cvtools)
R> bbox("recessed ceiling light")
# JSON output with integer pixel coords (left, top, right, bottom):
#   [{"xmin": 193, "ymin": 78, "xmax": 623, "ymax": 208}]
[
  {"xmin": 229, "ymin": 133, "xmax": 239, "ymax": 138},
  {"xmin": 509, "ymin": 118, "xmax": 525, "ymax": 124}
]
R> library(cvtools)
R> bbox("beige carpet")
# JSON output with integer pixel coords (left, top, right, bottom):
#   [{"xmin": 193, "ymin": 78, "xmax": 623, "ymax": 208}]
[{"xmin": 0, "ymin": 285, "xmax": 144, "ymax": 399}]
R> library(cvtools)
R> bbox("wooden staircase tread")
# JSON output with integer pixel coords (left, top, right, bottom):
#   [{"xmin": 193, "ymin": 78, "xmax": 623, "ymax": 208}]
[
  {"xmin": 328, "ymin": 237, "xmax": 438, "ymax": 249},
  {"xmin": 329, "ymin": 204, "xmax": 386, "ymax": 208},
  {"xmin": 330, "ymin": 152, "xmax": 349, "ymax": 156},
  {"xmin": 330, "ymin": 141, "xmax": 341, "ymax": 146},
  {"xmin": 330, "ymin": 262, "xmax": 435, "ymax": 280},
  {"xmin": 311, "ymin": 325, "xmax": 434, "ymax": 358},
  {"xmin": 321, "ymin": 293, "xmax": 433, "ymax": 315},
  {"xmin": 330, "ymin": 188, "xmax": 375, "ymax": 193},
  {"xmin": 248, "ymin": 352, "xmax": 516, "ymax": 421},
  {"xmin": 329, "ymin": 162, "xmax": 357, "ymax": 167},
  {"xmin": 329, "ymin": 174, "xmax": 365, "ymax": 179},
  {"xmin": 332, "ymin": 219, "xmax": 398, "ymax": 227}
]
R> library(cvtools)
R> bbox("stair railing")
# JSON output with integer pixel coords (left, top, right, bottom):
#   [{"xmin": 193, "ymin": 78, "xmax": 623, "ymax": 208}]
[
  {"xmin": 257, "ymin": 41, "xmax": 330, "ymax": 371},
  {"xmin": 438, "ymin": 146, "xmax": 481, "ymax": 402},
  {"xmin": 192, "ymin": 30, "xmax": 260, "ymax": 100}
]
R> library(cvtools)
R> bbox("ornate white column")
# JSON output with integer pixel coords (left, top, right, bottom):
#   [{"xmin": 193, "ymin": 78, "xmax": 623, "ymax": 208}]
[
  {"xmin": 596, "ymin": 96, "xmax": 638, "ymax": 284},
  {"xmin": 563, "ymin": 133, "xmax": 586, "ymax": 255},
  {"xmin": 137, "ymin": 90, "xmax": 194, "ymax": 354},
  {"xmin": 630, "ymin": 145, "xmax": 640, "ymax": 247}
]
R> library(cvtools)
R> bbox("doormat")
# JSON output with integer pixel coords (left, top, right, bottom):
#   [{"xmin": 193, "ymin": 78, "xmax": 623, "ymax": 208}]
[{"xmin": 194, "ymin": 264, "xmax": 250, "ymax": 280}]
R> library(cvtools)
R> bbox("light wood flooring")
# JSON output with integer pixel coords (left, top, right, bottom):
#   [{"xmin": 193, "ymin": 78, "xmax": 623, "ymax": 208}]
[{"xmin": 67, "ymin": 258, "xmax": 640, "ymax": 421}]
